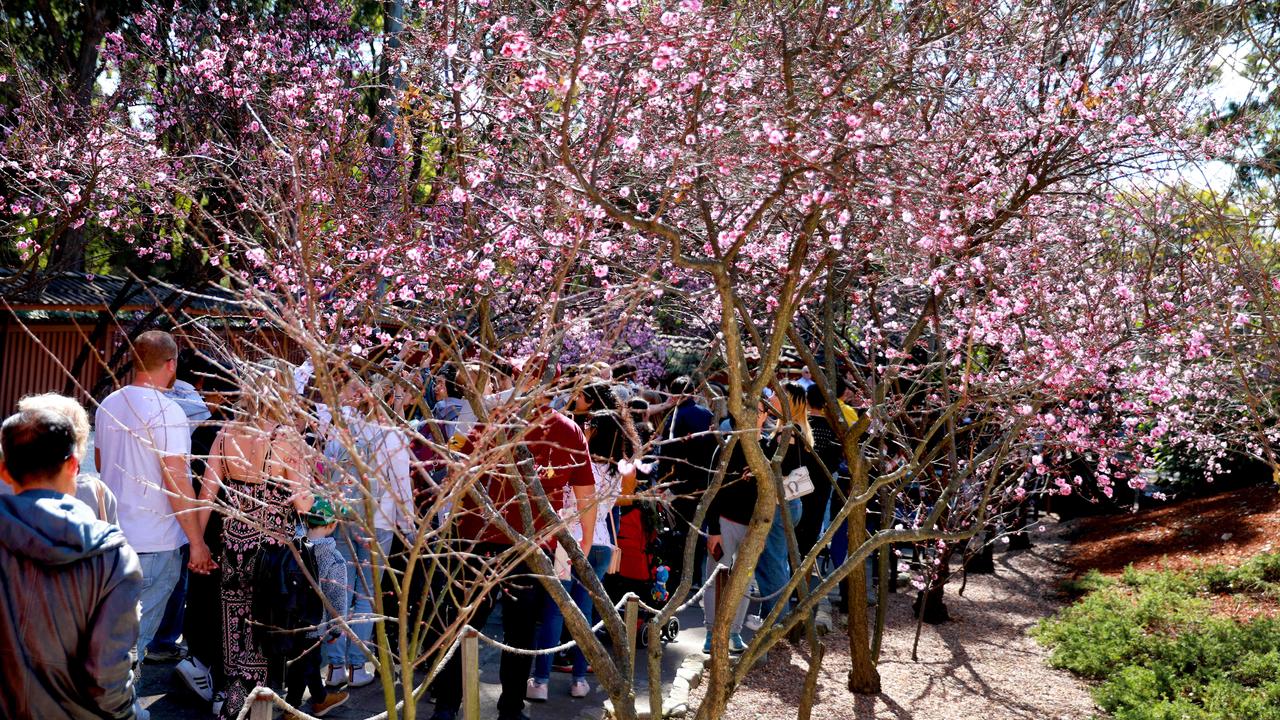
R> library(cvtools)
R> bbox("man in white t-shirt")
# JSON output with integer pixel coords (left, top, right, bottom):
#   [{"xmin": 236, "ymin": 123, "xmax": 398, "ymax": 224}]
[{"xmin": 94, "ymin": 331, "xmax": 213, "ymax": 681}]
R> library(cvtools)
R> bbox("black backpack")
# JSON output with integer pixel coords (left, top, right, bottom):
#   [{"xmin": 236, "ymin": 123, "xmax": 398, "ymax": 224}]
[{"xmin": 251, "ymin": 537, "xmax": 324, "ymax": 657}]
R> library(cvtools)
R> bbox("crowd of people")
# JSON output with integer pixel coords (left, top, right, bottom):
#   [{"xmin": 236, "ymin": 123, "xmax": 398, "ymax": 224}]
[{"xmin": 0, "ymin": 329, "xmax": 873, "ymax": 720}]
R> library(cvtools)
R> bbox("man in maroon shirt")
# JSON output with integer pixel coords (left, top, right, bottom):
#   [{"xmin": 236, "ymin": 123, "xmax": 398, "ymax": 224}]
[{"xmin": 429, "ymin": 358, "xmax": 596, "ymax": 720}]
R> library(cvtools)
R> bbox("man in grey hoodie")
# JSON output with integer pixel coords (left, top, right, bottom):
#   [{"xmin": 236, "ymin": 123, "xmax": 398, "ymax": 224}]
[{"xmin": 0, "ymin": 408, "xmax": 143, "ymax": 719}]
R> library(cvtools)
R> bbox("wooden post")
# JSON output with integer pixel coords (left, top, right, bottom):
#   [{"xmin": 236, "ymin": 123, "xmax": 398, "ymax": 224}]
[
  {"xmin": 625, "ymin": 595, "xmax": 639, "ymax": 671},
  {"xmin": 248, "ymin": 688, "xmax": 274, "ymax": 720},
  {"xmin": 462, "ymin": 627, "xmax": 481, "ymax": 720}
]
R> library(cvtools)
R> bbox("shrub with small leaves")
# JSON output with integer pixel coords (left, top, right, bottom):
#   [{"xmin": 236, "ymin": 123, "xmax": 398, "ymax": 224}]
[{"xmin": 1036, "ymin": 556, "xmax": 1280, "ymax": 720}]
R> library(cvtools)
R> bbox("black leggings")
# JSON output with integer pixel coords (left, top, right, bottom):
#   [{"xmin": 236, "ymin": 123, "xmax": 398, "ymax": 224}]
[
  {"xmin": 429, "ymin": 544, "xmax": 543, "ymax": 717},
  {"xmin": 283, "ymin": 644, "xmax": 327, "ymax": 708}
]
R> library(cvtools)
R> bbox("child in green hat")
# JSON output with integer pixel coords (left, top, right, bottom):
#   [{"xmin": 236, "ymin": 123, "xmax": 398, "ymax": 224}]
[{"xmin": 283, "ymin": 497, "xmax": 350, "ymax": 718}]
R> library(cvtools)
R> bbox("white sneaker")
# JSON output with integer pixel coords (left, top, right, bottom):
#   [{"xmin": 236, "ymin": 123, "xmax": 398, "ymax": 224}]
[
  {"xmin": 744, "ymin": 614, "xmax": 764, "ymax": 631},
  {"xmin": 348, "ymin": 665, "xmax": 375, "ymax": 688},
  {"xmin": 174, "ymin": 657, "xmax": 214, "ymax": 703},
  {"xmin": 569, "ymin": 679, "xmax": 590, "ymax": 698},
  {"xmin": 326, "ymin": 664, "xmax": 348, "ymax": 687},
  {"xmin": 211, "ymin": 691, "xmax": 226, "ymax": 716},
  {"xmin": 526, "ymin": 678, "xmax": 549, "ymax": 702}
]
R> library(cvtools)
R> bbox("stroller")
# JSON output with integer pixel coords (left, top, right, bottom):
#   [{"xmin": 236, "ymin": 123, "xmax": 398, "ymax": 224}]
[{"xmin": 606, "ymin": 503, "xmax": 682, "ymax": 647}]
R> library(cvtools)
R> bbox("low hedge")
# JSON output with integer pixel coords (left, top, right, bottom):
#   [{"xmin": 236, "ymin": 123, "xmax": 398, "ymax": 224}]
[{"xmin": 1034, "ymin": 556, "xmax": 1280, "ymax": 720}]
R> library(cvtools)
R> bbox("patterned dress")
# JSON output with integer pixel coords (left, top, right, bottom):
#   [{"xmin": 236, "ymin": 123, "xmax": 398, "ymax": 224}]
[{"xmin": 219, "ymin": 459, "xmax": 296, "ymax": 719}]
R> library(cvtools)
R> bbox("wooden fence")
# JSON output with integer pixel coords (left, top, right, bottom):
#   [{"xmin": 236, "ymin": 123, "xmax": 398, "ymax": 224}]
[
  {"xmin": 0, "ymin": 321, "xmax": 119, "ymax": 416},
  {"xmin": 0, "ymin": 315, "xmax": 306, "ymax": 416}
]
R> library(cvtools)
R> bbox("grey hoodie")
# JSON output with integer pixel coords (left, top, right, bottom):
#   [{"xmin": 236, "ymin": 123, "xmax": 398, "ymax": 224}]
[{"xmin": 0, "ymin": 489, "xmax": 142, "ymax": 719}]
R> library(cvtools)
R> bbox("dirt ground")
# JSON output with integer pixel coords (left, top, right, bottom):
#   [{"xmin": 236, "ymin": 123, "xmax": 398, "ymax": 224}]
[
  {"xmin": 688, "ymin": 522, "xmax": 1096, "ymax": 720},
  {"xmin": 1064, "ymin": 483, "xmax": 1280, "ymax": 577}
]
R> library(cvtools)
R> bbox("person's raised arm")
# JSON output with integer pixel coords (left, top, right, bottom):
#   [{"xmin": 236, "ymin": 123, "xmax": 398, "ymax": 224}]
[
  {"xmin": 572, "ymin": 482, "xmax": 597, "ymax": 551},
  {"xmin": 276, "ymin": 429, "xmax": 313, "ymax": 513}
]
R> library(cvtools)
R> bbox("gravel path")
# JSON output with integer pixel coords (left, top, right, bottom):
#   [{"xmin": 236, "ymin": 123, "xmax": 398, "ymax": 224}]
[{"xmin": 688, "ymin": 520, "xmax": 1098, "ymax": 720}]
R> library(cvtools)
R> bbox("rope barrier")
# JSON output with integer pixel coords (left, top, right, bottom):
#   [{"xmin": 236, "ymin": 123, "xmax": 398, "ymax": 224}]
[
  {"xmin": 746, "ymin": 583, "xmax": 792, "ymax": 603},
  {"xmin": 235, "ymin": 688, "xmax": 313, "ymax": 720},
  {"xmin": 466, "ymin": 588, "xmax": 650, "ymax": 655},
  {"xmin": 626, "ymin": 564, "xmax": 724, "ymax": 617},
  {"xmin": 464, "ymin": 566, "xmax": 728, "ymax": 654},
  {"xmin": 233, "ymin": 565, "xmax": 766, "ymax": 717},
  {"xmin": 467, "ymin": 616, "xmax": 612, "ymax": 655},
  {"xmin": 629, "ymin": 562, "xmax": 786, "ymax": 614}
]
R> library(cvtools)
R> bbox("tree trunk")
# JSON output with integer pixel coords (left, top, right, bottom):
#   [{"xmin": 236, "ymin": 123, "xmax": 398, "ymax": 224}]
[
  {"xmin": 912, "ymin": 547, "xmax": 952, "ymax": 625},
  {"xmin": 845, "ymin": 458, "xmax": 881, "ymax": 694},
  {"xmin": 1008, "ymin": 503, "xmax": 1033, "ymax": 550},
  {"xmin": 963, "ymin": 529, "xmax": 996, "ymax": 575}
]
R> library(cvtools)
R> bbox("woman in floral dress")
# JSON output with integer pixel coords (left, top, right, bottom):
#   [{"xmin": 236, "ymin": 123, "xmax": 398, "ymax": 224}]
[{"xmin": 198, "ymin": 382, "xmax": 312, "ymax": 719}]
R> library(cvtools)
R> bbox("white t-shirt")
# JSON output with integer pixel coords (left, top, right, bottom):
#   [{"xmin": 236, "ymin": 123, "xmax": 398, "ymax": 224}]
[
  {"xmin": 356, "ymin": 418, "xmax": 415, "ymax": 533},
  {"xmin": 95, "ymin": 385, "xmax": 191, "ymax": 552},
  {"xmin": 316, "ymin": 405, "xmax": 415, "ymax": 533},
  {"xmin": 565, "ymin": 461, "xmax": 621, "ymax": 549}
]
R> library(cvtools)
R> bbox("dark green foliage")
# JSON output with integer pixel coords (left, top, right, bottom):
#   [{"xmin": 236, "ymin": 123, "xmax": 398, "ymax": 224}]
[{"xmin": 1035, "ymin": 555, "xmax": 1280, "ymax": 720}]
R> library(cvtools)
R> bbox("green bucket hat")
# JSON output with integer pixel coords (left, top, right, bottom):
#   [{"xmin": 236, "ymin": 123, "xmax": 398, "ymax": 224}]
[{"xmin": 304, "ymin": 496, "xmax": 339, "ymax": 527}]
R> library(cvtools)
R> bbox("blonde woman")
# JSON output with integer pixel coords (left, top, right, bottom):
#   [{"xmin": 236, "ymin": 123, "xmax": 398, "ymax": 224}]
[
  {"xmin": 753, "ymin": 381, "xmax": 816, "ymax": 623},
  {"xmin": 15, "ymin": 393, "xmax": 118, "ymax": 524},
  {"xmin": 196, "ymin": 365, "xmax": 312, "ymax": 719}
]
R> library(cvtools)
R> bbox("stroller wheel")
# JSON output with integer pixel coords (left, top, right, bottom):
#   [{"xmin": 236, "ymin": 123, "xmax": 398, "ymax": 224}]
[
  {"xmin": 638, "ymin": 628, "xmax": 650, "ymax": 648},
  {"xmin": 662, "ymin": 617, "xmax": 680, "ymax": 643}
]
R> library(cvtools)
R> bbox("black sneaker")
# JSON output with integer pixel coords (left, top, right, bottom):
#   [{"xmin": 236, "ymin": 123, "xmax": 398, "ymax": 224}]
[
  {"xmin": 144, "ymin": 646, "xmax": 185, "ymax": 664},
  {"xmin": 428, "ymin": 710, "xmax": 458, "ymax": 720},
  {"xmin": 496, "ymin": 713, "xmax": 531, "ymax": 720}
]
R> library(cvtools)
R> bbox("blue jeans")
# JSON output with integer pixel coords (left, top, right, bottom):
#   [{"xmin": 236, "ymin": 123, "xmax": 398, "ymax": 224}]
[
  {"xmin": 533, "ymin": 545, "xmax": 612, "ymax": 682},
  {"xmin": 754, "ymin": 499, "xmax": 803, "ymax": 620},
  {"xmin": 324, "ymin": 524, "xmax": 395, "ymax": 668},
  {"xmin": 136, "ymin": 547, "xmax": 185, "ymax": 664},
  {"xmin": 149, "ymin": 546, "xmax": 189, "ymax": 654}
]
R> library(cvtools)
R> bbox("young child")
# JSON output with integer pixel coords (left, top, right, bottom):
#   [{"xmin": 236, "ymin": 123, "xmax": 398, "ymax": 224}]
[{"xmin": 285, "ymin": 498, "xmax": 351, "ymax": 718}]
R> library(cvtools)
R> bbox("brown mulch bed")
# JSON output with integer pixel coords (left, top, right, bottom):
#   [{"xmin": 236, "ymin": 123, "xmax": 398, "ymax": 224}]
[
  {"xmin": 1064, "ymin": 484, "xmax": 1280, "ymax": 577},
  {"xmin": 1208, "ymin": 592, "xmax": 1280, "ymax": 622}
]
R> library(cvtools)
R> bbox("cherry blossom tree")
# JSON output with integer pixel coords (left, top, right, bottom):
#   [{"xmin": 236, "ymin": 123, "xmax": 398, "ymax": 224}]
[
  {"xmin": 0, "ymin": 0, "xmax": 1255, "ymax": 719},
  {"xmin": 384, "ymin": 2, "xmax": 1239, "ymax": 715}
]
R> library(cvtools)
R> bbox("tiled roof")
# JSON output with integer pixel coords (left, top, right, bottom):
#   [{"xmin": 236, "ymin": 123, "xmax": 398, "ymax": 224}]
[
  {"xmin": 660, "ymin": 333, "xmax": 803, "ymax": 364},
  {"xmin": 0, "ymin": 269, "xmax": 240, "ymax": 314}
]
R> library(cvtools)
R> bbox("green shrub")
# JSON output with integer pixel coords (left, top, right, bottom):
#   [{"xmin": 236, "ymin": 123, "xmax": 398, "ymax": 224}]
[
  {"xmin": 1229, "ymin": 649, "xmax": 1280, "ymax": 687},
  {"xmin": 1252, "ymin": 554, "xmax": 1280, "ymax": 585},
  {"xmin": 1036, "ymin": 555, "xmax": 1280, "ymax": 720},
  {"xmin": 1060, "ymin": 569, "xmax": 1113, "ymax": 597}
]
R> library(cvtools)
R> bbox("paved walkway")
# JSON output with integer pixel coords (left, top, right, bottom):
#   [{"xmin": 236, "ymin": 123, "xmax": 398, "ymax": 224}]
[{"xmin": 142, "ymin": 603, "xmax": 707, "ymax": 719}]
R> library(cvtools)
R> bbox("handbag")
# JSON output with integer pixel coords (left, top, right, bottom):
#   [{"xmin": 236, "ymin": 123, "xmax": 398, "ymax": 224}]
[
  {"xmin": 553, "ymin": 543, "xmax": 573, "ymax": 581},
  {"xmin": 606, "ymin": 507, "xmax": 622, "ymax": 574},
  {"xmin": 783, "ymin": 465, "xmax": 815, "ymax": 501}
]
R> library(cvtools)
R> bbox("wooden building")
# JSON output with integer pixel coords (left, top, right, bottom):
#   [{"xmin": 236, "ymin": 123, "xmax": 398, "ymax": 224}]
[{"xmin": 0, "ymin": 271, "xmax": 290, "ymax": 414}]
